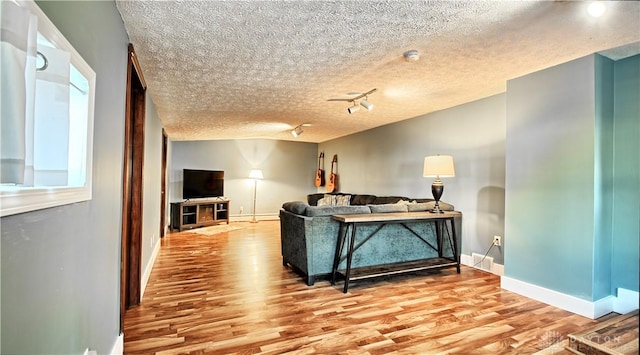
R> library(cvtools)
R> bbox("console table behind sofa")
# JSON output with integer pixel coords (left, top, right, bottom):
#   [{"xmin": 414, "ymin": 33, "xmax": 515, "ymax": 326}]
[{"xmin": 331, "ymin": 211, "xmax": 461, "ymax": 293}]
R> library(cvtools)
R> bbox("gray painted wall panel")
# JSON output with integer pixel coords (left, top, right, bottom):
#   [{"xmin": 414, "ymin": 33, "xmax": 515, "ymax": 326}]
[
  {"xmin": 1, "ymin": 1, "xmax": 128, "ymax": 353},
  {"xmin": 141, "ymin": 93, "xmax": 164, "ymax": 284}
]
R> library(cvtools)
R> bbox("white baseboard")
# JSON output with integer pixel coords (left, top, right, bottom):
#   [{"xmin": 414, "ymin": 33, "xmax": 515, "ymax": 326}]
[
  {"xmin": 501, "ymin": 276, "xmax": 639, "ymax": 319},
  {"xmin": 230, "ymin": 213, "xmax": 279, "ymax": 222},
  {"xmin": 110, "ymin": 333, "xmax": 123, "ymax": 355},
  {"xmin": 460, "ymin": 253, "xmax": 504, "ymax": 276},
  {"xmin": 614, "ymin": 288, "xmax": 640, "ymax": 314},
  {"xmin": 140, "ymin": 238, "xmax": 161, "ymax": 301}
]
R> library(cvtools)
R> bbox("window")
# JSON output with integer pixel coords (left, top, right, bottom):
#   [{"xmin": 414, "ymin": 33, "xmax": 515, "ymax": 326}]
[{"xmin": 1, "ymin": 0, "xmax": 95, "ymax": 216}]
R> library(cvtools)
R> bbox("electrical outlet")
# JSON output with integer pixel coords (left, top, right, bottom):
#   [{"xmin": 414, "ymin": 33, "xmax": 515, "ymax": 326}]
[{"xmin": 493, "ymin": 236, "xmax": 502, "ymax": 247}]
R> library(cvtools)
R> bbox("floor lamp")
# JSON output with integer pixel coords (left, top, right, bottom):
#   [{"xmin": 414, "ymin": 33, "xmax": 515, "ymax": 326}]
[
  {"xmin": 249, "ymin": 169, "xmax": 263, "ymax": 223},
  {"xmin": 423, "ymin": 155, "xmax": 455, "ymax": 213}
]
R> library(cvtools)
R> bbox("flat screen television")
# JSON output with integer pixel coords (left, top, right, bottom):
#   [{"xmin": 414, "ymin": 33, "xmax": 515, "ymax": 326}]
[{"xmin": 182, "ymin": 169, "xmax": 224, "ymax": 199}]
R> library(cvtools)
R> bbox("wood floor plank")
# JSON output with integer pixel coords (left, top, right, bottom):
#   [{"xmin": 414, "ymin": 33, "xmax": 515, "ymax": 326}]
[{"xmin": 124, "ymin": 220, "xmax": 633, "ymax": 354}]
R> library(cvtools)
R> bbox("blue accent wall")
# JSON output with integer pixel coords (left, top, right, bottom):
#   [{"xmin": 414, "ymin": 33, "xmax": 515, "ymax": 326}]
[
  {"xmin": 594, "ymin": 54, "xmax": 614, "ymax": 300},
  {"xmin": 505, "ymin": 53, "xmax": 640, "ymax": 302},
  {"xmin": 505, "ymin": 55, "xmax": 597, "ymax": 300},
  {"xmin": 612, "ymin": 54, "xmax": 640, "ymax": 293}
]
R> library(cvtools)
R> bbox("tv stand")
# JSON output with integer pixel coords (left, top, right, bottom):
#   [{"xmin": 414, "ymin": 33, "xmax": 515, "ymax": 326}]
[{"xmin": 171, "ymin": 199, "xmax": 230, "ymax": 232}]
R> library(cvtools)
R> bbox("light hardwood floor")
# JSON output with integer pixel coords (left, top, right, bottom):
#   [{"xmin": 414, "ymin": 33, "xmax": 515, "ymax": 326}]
[{"xmin": 123, "ymin": 220, "xmax": 615, "ymax": 354}]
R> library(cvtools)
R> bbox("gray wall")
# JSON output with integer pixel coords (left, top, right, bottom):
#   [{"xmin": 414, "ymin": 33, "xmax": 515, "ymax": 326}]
[
  {"xmin": 318, "ymin": 94, "xmax": 507, "ymax": 264},
  {"xmin": 1, "ymin": 1, "xmax": 128, "ymax": 354},
  {"xmin": 169, "ymin": 139, "xmax": 318, "ymax": 219},
  {"xmin": 141, "ymin": 93, "xmax": 164, "ymax": 285}
]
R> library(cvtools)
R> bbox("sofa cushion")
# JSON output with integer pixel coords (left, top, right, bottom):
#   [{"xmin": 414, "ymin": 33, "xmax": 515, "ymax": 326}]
[
  {"xmin": 369, "ymin": 203, "xmax": 409, "ymax": 213},
  {"xmin": 351, "ymin": 194, "xmax": 376, "ymax": 205},
  {"xmin": 282, "ymin": 201, "xmax": 308, "ymax": 215},
  {"xmin": 372, "ymin": 196, "xmax": 408, "ymax": 204},
  {"xmin": 413, "ymin": 198, "xmax": 435, "ymax": 203},
  {"xmin": 304, "ymin": 205, "xmax": 371, "ymax": 217},
  {"xmin": 408, "ymin": 201, "xmax": 455, "ymax": 212},
  {"xmin": 395, "ymin": 199, "xmax": 417, "ymax": 205}
]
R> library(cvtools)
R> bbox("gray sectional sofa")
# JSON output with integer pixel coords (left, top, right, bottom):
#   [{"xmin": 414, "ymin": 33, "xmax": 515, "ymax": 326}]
[{"xmin": 279, "ymin": 193, "xmax": 461, "ymax": 285}]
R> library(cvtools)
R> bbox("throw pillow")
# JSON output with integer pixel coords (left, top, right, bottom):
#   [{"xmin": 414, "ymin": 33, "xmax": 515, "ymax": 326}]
[
  {"xmin": 335, "ymin": 194, "xmax": 351, "ymax": 206},
  {"xmin": 316, "ymin": 194, "xmax": 336, "ymax": 206}
]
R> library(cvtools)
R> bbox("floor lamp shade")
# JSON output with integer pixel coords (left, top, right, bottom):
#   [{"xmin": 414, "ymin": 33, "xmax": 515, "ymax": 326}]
[
  {"xmin": 423, "ymin": 155, "xmax": 455, "ymax": 213},
  {"xmin": 249, "ymin": 169, "xmax": 263, "ymax": 180}
]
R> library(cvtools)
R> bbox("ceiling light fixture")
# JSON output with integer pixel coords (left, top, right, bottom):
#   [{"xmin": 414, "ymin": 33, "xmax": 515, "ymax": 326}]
[
  {"xmin": 291, "ymin": 125, "xmax": 304, "ymax": 137},
  {"xmin": 587, "ymin": 1, "xmax": 606, "ymax": 17},
  {"xmin": 328, "ymin": 88, "xmax": 377, "ymax": 114},
  {"xmin": 403, "ymin": 49, "xmax": 420, "ymax": 62},
  {"xmin": 360, "ymin": 98, "xmax": 373, "ymax": 111}
]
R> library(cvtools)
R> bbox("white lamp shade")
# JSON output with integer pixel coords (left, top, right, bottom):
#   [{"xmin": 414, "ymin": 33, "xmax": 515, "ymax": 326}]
[
  {"xmin": 249, "ymin": 169, "xmax": 263, "ymax": 179},
  {"xmin": 423, "ymin": 155, "xmax": 455, "ymax": 177}
]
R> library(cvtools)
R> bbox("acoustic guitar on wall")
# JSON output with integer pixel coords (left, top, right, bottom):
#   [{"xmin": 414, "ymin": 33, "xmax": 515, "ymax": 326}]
[
  {"xmin": 315, "ymin": 152, "xmax": 325, "ymax": 187},
  {"xmin": 326, "ymin": 154, "xmax": 338, "ymax": 192}
]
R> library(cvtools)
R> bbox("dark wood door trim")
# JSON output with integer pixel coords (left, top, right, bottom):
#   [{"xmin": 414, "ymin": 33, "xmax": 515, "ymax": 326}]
[
  {"xmin": 160, "ymin": 129, "xmax": 168, "ymax": 238},
  {"xmin": 120, "ymin": 43, "xmax": 146, "ymax": 332}
]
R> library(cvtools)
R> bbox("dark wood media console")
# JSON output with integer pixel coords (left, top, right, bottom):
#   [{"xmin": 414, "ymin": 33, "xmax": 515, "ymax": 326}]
[{"xmin": 170, "ymin": 199, "xmax": 230, "ymax": 231}]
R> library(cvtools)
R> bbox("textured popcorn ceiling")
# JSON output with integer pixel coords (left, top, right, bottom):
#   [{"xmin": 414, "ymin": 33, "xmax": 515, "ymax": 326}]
[{"xmin": 115, "ymin": 1, "xmax": 640, "ymax": 143}]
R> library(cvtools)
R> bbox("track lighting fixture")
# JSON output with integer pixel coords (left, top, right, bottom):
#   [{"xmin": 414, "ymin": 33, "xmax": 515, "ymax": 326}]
[
  {"xmin": 328, "ymin": 88, "xmax": 377, "ymax": 114},
  {"xmin": 360, "ymin": 99, "xmax": 373, "ymax": 111},
  {"xmin": 291, "ymin": 125, "xmax": 304, "ymax": 137}
]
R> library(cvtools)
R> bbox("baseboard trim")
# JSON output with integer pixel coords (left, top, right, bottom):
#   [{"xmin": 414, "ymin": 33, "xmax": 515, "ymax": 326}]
[
  {"xmin": 460, "ymin": 253, "xmax": 504, "ymax": 276},
  {"xmin": 614, "ymin": 288, "xmax": 640, "ymax": 314},
  {"xmin": 500, "ymin": 276, "xmax": 639, "ymax": 319},
  {"xmin": 230, "ymin": 213, "xmax": 279, "ymax": 222},
  {"xmin": 110, "ymin": 333, "xmax": 123, "ymax": 355}
]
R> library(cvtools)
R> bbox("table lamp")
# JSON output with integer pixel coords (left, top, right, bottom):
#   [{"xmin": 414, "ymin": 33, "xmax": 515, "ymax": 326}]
[{"xmin": 423, "ymin": 155, "xmax": 455, "ymax": 213}]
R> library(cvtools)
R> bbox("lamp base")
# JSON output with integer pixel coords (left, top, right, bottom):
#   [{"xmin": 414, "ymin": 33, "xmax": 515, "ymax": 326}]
[
  {"xmin": 430, "ymin": 202, "xmax": 444, "ymax": 214},
  {"xmin": 430, "ymin": 179, "xmax": 445, "ymax": 214}
]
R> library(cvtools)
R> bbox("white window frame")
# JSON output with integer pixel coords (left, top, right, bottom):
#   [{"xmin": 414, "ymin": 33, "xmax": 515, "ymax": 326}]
[{"xmin": 0, "ymin": 0, "xmax": 95, "ymax": 217}]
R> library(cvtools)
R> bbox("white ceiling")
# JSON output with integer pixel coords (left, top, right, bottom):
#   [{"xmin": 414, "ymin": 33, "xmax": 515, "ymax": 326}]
[{"xmin": 115, "ymin": 1, "xmax": 640, "ymax": 143}]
